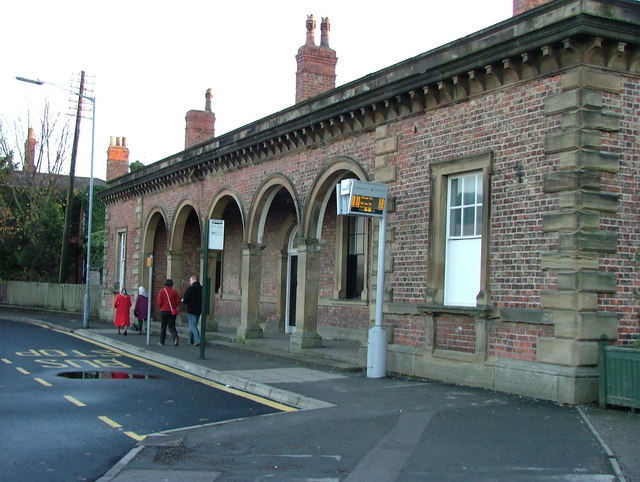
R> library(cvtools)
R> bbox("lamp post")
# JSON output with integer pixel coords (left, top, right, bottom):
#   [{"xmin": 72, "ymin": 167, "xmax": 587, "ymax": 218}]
[{"xmin": 16, "ymin": 75, "xmax": 96, "ymax": 328}]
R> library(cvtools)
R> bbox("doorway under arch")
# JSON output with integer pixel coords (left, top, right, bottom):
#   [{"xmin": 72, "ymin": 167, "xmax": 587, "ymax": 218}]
[{"xmin": 285, "ymin": 226, "xmax": 299, "ymax": 334}]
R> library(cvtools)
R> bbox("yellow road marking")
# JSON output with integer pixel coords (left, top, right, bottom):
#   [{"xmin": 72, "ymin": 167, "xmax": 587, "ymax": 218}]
[
  {"xmin": 125, "ymin": 431, "xmax": 146, "ymax": 442},
  {"xmin": 1, "ymin": 358, "xmax": 12, "ymax": 364},
  {"xmin": 16, "ymin": 367, "xmax": 30, "ymax": 375},
  {"xmin": 34, "ymin": 377, "xmax": 52, "ymax": 387},
  {"xmin": 99, "ymin": 416, "xmax": 122, "ymax": 428},
  {"xmin": 64, "ymin": 395, "xmax": 86, "ymax": 407},
  {"xmin": 63, "ymin": 331, "xmax": 296, "ymax": 412}
]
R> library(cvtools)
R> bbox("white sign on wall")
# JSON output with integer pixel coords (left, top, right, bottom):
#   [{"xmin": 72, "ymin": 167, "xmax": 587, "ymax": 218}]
[{"xmin": 208, "ymin": 219, "xmax": 225, "ymax": 250}]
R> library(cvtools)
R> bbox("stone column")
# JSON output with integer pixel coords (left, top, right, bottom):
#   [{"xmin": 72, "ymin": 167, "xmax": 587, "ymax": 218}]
[
  {"xmin": 290, "ymin": 238, "xmax": 323, "ymax": 351},
  {"xmin": 166, "ymin": 250, "xmax": 182, "ymax": 285},
  {"xmin": 538, "ymin": 68, "xmax": 621, "ymax": 402},
  {"xmin": 236, "ymin": 243, "xmax": 265, "ymax": 342}
]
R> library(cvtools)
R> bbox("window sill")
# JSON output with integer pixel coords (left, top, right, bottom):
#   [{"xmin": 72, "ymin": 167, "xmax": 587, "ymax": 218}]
[
  {"xmin": 321, "ymin": 298, "xmax": 368, "ymax": 308},
  {"xmin": 418, "ymin": 303, "xmax": 498, "ymax": 318}
]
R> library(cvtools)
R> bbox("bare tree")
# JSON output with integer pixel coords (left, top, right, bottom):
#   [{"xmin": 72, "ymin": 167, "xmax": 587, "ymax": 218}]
[{"xmin": 0, "ymin": 105, "xmax": 72, "ymax": 281}]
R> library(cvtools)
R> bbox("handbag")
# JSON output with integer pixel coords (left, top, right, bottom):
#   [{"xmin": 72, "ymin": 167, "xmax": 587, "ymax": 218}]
[{"xmin": 164, "ymin": 288, "xmax": 179, "ymax": 316}]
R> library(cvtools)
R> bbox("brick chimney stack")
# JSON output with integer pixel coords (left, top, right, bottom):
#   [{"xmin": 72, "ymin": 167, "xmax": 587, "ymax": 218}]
[
  {"xmin": 24, "ymin": 127, "xmax": 36, "ymax": 174},
  {"xmin": 106, "ymin": 136, "xmax": 130, "ymax": 181},
  {"xmin": 295, "ymin": 15, "xmax": 337, "ymax": 104},
  {"xmin": 513, "ymin": 0, "xmax": 553, "ymax": 15},
  {"xmin": 185, "ymin": 88, "xmax": 216, "ymax": 149}
]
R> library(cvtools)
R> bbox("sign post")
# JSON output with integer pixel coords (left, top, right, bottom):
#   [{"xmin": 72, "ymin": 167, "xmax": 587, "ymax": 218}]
[
  {"xmin": 336, "ymin": 179, "xmax": 388, "ymax": 378},
  {"xmin": 146, "ymin": 255, "xmax": 153, "ymax": 346},
  {"xmin": 200, "ymin": 219, "xmax": 224, "ymax": 359}
]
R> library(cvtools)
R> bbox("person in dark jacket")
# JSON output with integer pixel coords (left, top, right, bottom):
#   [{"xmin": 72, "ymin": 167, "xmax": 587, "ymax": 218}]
[{"xmin": 181, "ymin": 275, "xmax": 202, "ymax": 346}]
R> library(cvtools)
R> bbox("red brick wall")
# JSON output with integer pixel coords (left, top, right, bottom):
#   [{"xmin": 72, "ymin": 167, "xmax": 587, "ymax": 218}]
[
  {"xmin": 178, "ymin": 210, "xmax": 201, "ymax": 294},
  {"xmin": 390, "ymin": 316, "xmax": 426, "ymax": 347},
  {"xmin": 185, "ymin": 110, "xmax": 215, "ymax": 149},
  {"xmin": 106, "ymin": 137, "xmax": 129, "ymax": 181},
  {"xmin": 436, "ymin": 316, "xmax": 476, "ymax": 353},
  {"xmin": 103, "ymin": 69, "xmax": 640, "ymax": 357},
  {"xmin": 295, "ymin": 46, "xmax": 337, "ymax": 103},
  {"xmin": 104, "ymin": 198, "xmax": 138, "ymax": 311},
  {"xmin": 596, "ymin": 77, "xmax": 640, "ymax": 344},
  {"xmin": 489, "ymin": 322, "xmax": 554, "ymax": 361}
]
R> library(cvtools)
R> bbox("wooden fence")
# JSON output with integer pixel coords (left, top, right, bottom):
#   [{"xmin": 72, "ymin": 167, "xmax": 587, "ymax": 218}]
[{"xmin": 0, "ymin": 281, "xmax": 101, "ymax": 316}]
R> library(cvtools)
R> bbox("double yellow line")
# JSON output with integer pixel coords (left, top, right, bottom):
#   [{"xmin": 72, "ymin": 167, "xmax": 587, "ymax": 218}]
[
  {"xmin": 2, "ymin": 357, "xmax": 146, "ymax": 441},
  {"xmin": 61, "ymin": 330, "xmax": 297, "ymax": 412}
]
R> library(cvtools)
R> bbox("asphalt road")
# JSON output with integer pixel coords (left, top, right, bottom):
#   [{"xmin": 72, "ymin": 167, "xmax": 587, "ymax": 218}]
[{"xmin": 0, "ymin": 319, "xmax": 286, "ymax": 481}]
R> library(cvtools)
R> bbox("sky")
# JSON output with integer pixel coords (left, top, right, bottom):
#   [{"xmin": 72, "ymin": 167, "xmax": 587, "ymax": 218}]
[{"xmin": 2, "ymin": 0, "xmax": 513, "ymax": 180}]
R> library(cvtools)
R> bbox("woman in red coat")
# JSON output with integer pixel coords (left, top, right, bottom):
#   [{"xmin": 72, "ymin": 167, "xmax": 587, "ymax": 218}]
[
  {"xmin": 113, "ymin": 288, "xmax": 132, "ymax": 335},
  {"xmin": 157, "ymin": 278, "xmax": 181, "ymax": 346}
]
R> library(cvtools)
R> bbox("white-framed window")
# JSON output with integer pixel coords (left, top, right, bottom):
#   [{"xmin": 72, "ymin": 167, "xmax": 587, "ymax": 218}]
[
  {"xmin": 444, "ymin": 172, "xmax": 483, "ymax": 306},
  {"xmin": 116, "ymin": 231, "xmax": 126, "ymax": 291},
  {"xmin": 428, "ymin": 152, "xmax": 492, "ymax": 308}
]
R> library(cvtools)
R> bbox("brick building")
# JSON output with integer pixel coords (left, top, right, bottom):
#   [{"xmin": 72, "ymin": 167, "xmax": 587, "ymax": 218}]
[{"xmin": 98, "ymin": 0, "xmax": 640, "ymax": 404}]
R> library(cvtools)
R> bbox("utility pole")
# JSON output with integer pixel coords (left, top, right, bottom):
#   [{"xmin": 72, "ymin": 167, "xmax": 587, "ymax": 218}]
[{"xmin": 58, "ymin": 71, "xmax": 85, "ymax": 284}]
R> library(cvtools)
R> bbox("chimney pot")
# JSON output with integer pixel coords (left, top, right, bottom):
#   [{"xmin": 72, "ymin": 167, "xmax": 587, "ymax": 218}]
[
  {"xmin": 305, "ymin": 14, "xmax": 316, "ymax": 45},
  {"xmin": 320, "ymin": 17, "xmax": 330, "ymax": 47}
]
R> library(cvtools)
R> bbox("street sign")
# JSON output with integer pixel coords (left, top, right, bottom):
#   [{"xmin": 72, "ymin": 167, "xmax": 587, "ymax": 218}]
[
  {"xmin": 336, "ymin": 179, "xmax": 388, "ymax": 217},
  {"xmin": 208, "ymin": 219, "xmax": 225, "ymax": 250}
]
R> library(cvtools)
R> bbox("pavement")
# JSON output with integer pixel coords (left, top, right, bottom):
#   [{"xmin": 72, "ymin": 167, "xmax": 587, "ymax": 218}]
[{"xmin": 3, "ymin": 306, "xmax": 639, "ymax": 482}]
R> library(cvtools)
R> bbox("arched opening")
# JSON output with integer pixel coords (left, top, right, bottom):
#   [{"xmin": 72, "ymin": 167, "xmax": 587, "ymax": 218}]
[{"xmin": 285, "ymin": 225, "xmax": 299, "ymax": 334}]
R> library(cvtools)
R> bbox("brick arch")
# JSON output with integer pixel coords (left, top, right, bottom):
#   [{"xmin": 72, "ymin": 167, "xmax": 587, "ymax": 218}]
[
  {"xmin": 207, "ymin": 187, "xmax": 246, "ymax": 227},
  {"xmin": 170, "ymin": 200, "xmax": 202, "ymax": 292},
  {"xmin": 170, "ymin": 199, "xmax": 200, "ymax": 253},
  {"xmin": 205, "ymin": 188, "xmax": 246, "ymax": 302},
  {"xmin": 140, "ymin": 208, "xmax": 169, "ymax": 318},
  {"xmin": 141, "ymin": 208, "xmax": 168, "ymax": 261},
  {"xmin": 247, "ymin": 174, "xmax": 301, "ymax": 244},
  {"xmin": 303, "ymin": 157, "xmax": 369, "ymax": 239}
]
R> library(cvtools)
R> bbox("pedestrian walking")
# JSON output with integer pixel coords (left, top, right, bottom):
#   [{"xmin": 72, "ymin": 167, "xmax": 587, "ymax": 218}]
[
  {"xmin": 113, "ymin": 288, "xmax": 132, "ymax": 336},
  {"xmin": 181, "ymin": 275, "xmax": 202, "ymax": 346},
  {"xmin": 133, "ymin": 286, "xmax": 149, "ymax": 334},
  {"xmin": 157, "ymin": 279, "xmax": 181, "ymax": 346}
]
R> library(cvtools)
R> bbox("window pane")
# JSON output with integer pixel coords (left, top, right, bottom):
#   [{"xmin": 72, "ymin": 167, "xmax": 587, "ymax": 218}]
[
  {"xmin": 462, "ymin": 206, "xmax": 475, "ymax": 236},
  {"xmin": 449, "ymin": 208, "xmax": 461, "ymax": 237},
  {"xmin": 463, "ymin": 177, "xmax": 475, "ymax": 205},
  {"xmin": 450, "ymin": 178, "xmax": 461, "ymax": 207},
  {"xmin": 348, "ymin": 217, "xmax": 365, "ymax": 255},
  {"xmin": 476, "ymin": 206, "xmax": 483, "ymax": 236},
  {"xmin": 476, "ymin": 175, "xmax": 483, "ymax": 202}
]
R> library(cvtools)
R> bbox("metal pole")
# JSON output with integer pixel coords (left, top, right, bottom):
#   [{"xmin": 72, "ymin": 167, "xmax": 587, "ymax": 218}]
[
  {"xmin": 367, "ymin": 208, "xmax": 387, "ymax": 378},
  {"xmin": 200, "ymin": 221, "xmax": 210, "ymax": 360},
  {"xmin": 82, "ymin": 97, "xmax": 96, "ymax": 328},
  {"xmin": 146, "ymin": 255, "xmax": 153, "ymax": 346}
]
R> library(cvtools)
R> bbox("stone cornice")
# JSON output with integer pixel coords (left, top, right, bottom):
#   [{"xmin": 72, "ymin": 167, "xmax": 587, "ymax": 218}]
[{"xmin": 100, "ymin": 0, "xmax": 640, "ymax": 205}]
